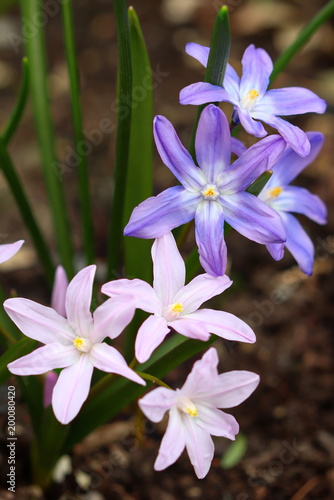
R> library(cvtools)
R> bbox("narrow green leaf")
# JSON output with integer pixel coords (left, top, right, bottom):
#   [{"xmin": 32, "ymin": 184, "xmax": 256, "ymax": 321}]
[
  {"xmin": 0, "ymin": 0, "xmax": 17, "ymax": 14},
  {"xmin": 220, "ymin": 433, "xmax": 248, "ymax": 469},
  {"xmin": 247, "ymin": 170, "xmax": 272, "ymax": 197},
  {"xmin": 0, "ymin": 338, "xmax": 36, "ymax": 385}
]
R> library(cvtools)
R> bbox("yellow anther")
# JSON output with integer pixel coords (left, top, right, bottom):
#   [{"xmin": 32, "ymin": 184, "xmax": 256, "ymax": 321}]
[
  {"xmin": 269, "ymin": 186, "xmax": 282, "ymax": 198},
  {"xmin": 203, "ymin": 188, "xmax": 216, "ymax": 197},
  {"xmin": 186, "ymin": 407, "xmax": 199, "ymax": 417},
  {"xmin": 73, "ymin": 336, "xmax": 92, "ymax": 353},
  {"xmin": 73, "ymin": 337, "xmax": 84, "ymax": 349},
  {"xmin": 171, "ymin": 303, "xmax": 183, "ymax": 313},
  {"xmin": 247, "ymin": 89, "xmax": 259, "ymax": 100}
]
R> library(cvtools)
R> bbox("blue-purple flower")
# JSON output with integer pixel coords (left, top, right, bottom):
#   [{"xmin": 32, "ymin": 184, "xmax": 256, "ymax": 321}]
[
  {"xmin": 124, "ymin": 104, "xmax": 286, "ymax": 276},
  {"xmin": 180, "ymin": 43, "xmax": 326, "ymax": 157},
  {"xmin": 258, "ymin": 131, "xmax": 327, "ymax": 275}
]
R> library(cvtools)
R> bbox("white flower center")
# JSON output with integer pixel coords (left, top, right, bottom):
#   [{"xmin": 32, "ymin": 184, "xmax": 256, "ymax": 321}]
[
  {"xmin": 73, "ymin": 336, "xmax": 92, "ymax": 353},
  {"xmin": 177, "ymin": 396, "xmax": 198, "ymax": 418},
  {"xmin": 201, "ymin": 184, "xmax": 219, "ymax": 201},
  {"xmin": 239, "ymin": 89, "xmax": 260, "ymax": 112},
  {"xmin": 260, "ymin": 186, "xmax": 283, "ymax": 204},
  {"xmin": 164, "ymin": 302, "xmax": 184, "ymax": 321}
]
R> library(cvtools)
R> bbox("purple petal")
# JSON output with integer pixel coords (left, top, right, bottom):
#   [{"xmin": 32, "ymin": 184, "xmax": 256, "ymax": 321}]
[
  {"xmin": 0, "ymin": 240, "xmax": 24, "ymax": 264},
  {"xmin": 154, "ymin": 115, "xmax": 204, "ymax": 189},
  {"xmin": 196, "ymin": 404, "xmax": 239, "ymax": 439},
  {"xmin": 185, "ymin": 309, "xmax": 255, "ymax": 343},
  {"xmin": 101, "ymin": 278, "xmax": 161, "ymax": 315},
  {"xmin": 185, "ymin": 42, "xmax": 209, "ymax": 67},
  {"xmin": 65, "ymin": 266, "xmax": 95, "ymax": 338},
  {"xmin": 185, "ymin": 417, "xmax": 214, "ymax": 479},
  {"xmin": 138, "ymin": 386, "xmax": 177, "ymax": 422},
  {"xmin": 152, "ymin": 232, "xmax": 185, "ymax": 306},
  {"xmin": 43, "ymin": 371, "xmax": 58, "ymax": 408},
  {"xmin": 89, "ymin": 343, "xmax": 145, "ymax": 385},
  {"xmin": 170, "ymin": 318, "xmax": 210, "ymax": 341},
  {"xmin": 154, "ymin": 407, "xmax": 186, "ymax": 471},
  {"xmin": 51, "ymin": 266, "xmax": 68, "ymax": 317},
  {"xmin": 224, "ymin": 64, "xmax": 241, "ymax": 102},
  {"xmin": 266, "ymin": 242, "xmax": 285, "ymax": 261},
  {"xmin": 231, "ymin": 137, "xmax": 247, "ymax": 157},
  {"xmin": 280, "ymin": 211, "xmax": 315, "ymax": 276},
  {"xmin": 52, "ymin": 354, "xmax": 94, "ymax": 424},
  {"xmin": 220, "ymin": 134, "xmax": 286, "ymax": 192},
  {"xmin": 181, "ymin": 347, "xmax": 219, "ymax": 398},
  {"xmin": 135, "ymin": 315, "xmax": 171, "ymax": 363},
  {"xmin": 4, "ymin": 298, "xmax": 74, "ymax": 344},
  {"xmin": 204, "ymin": 370, "xmax": 260, "ymax": 408},
  {"xmin": 271, "ymin": 186, "xmax": 327, "ymax": 224},
  {"xmin": 266, "ymin": 132, "xmax": 324, "ymax": 186},
  {"xmin": 222, "ymin": 191, "xmax": 286, "ymax": 244},
  {"xmin": 195, "ymin": 105, "xmax": 231, "ymax": 182},
  {"xmin": 180, "ymin": 82, "xmax": 236, "ymax": 106},
  {"xmin": 258, "ymin": 87, "xmax": 326, "ymax": 116},
  {"xmin": 236, "ymin": 107, "xmax": 267, "ymax": 137},
  {"xmin": 8, "ymin": 343, "xmax": 79, "ymax": 376},
  {"xmin": 91, "ymin": 296, "xmax": 136, "ymax": 343},
  {"xmin": 195, "ymin": 201, "xmax": 227, "ymax": 277},
  {"xmin": 240, "ymin": 44, "xmax": 273, "ymax": 97},
  {"xmin": 124, "ymin": 186, "xmax": 200, "ymax": 239},
  {"xmin": 173, "ymin": 273, "xmax": 231, "ymax": 314}
]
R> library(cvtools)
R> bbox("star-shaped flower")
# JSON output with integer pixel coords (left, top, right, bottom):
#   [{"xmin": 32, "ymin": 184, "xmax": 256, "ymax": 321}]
[
  {"xmin": 102, "ymin": 232, "xmax": 255, "ymax": 363},
  {"xmin": 139, "ymin": 347, "xmax": 260, "ymax": 478},
  {"xmin": 180, "ymin": 43, "xmax": 326, "ymax": 156},
  {"xmin": 6, "ymin": 265, "xmax": 145, "ymax": 424}
]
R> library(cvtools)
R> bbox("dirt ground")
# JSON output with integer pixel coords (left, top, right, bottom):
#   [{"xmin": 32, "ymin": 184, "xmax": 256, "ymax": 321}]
[{"xmin": 0, "ymin": 0, "xmax": 333, "ymax": 499}]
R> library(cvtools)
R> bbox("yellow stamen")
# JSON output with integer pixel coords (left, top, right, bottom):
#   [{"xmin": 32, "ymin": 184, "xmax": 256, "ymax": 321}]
[
  {"xmin": 247, "ymin": 89, "xmax": 259, "ymax": 100},
  {"xmin": 73, "ymin": 336, "xmax": 91, "ymax": 353},
  {"xmin": 186, "ymin": 407, "xmax": 199, "ymax": 417},
  {"xmin": 73, "ymin": 337, "xmax": 84, "ymax": 349},
  {"xmin": 203, "ymin": 187, "xmax": 216, "ymax": 197},
  {"xmin": 269, "ymin": 186, "xmax": 282, "ymax": 198},
  {"xmin": 171, "ymin": 303, "xmax": 183, "ymax": 313}
]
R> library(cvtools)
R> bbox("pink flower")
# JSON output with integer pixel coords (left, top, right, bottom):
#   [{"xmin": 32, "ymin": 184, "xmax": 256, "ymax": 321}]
[
  {"xmin": 102, "ymin": 232, "xmax": 255, "ymax": 363},
  {"xmin": 6, "ymin": 265, "xmax": 145, "ymax": 424},
  {"xmin": 139, "ymin": 347, "xmax": 259, "ymax": 478}
]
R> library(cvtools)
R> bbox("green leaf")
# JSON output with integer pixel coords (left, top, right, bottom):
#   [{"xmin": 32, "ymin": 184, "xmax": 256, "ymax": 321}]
[
  {"xmin": 247, "ymin": 170, "xmax": 273, "ymax": 197},
  {"xmin": 0, "ymin": 0, "xmax": 17, "ymax": 14},
  {"xmin": 0, "ymin": 338, "xmax": 37, "ymax": 385},
  {"xmin": 220, "ymin": 433, "xmax": 248, "ymax": 469}
]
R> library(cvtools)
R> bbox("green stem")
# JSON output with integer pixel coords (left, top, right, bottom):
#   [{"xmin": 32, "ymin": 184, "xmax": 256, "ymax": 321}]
[
  {"xmin": 136, "ymin": 371, "xmax": 172, "ymax": 389},
  {"xmin": 0, "ymin": 139, "xmax": 54, "ymax": 286},
  {"xmin": 107, "ymin": 0, "xmax": 132, "ymax": 279},
  {"xmin": 270, "ymin": 0, "xmax": 334, "ymax": 83},
  {"xmin": 2, "ymin": 57, "xmax": 29, "ymax": 146},
  {"xmin": 61, "ymin": 0, "xmax": 94, "ymax": 265},
  {"xmin": 20, "ymin": 0, "xmax": 74, "ymax": 277}
]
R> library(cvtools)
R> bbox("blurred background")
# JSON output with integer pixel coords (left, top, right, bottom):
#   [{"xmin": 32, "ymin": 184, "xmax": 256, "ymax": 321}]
[{"xmin": 0, "ymin": 0, "xmax": 333, "ymax": 499}]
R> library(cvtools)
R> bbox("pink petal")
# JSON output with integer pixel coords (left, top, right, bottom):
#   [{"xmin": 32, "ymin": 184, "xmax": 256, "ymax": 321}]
[
  {"xmin": 135, "ymin": 316, "xmax": 171, "ymax": 363},
  {"xmin": 181, "ymin": 347, "xmax": 219, "ymax": 398},
  {"xmin": 89, "ymin": 343, "xmax": 145, "ymax": 386},
  {"xmin": 205, "ymin": 370, "xmax": 260, "ymax": 408},
  {"xmin": 52, "ymin": 354, "xmax": 94, "ymax": 424},
  {"xmin": 0, "ymin": 240, "xmax": 24, "ymax": 264},
  {"xmin": 185, "ymin": 416, "xmax": 214, "ymax": 479},
  {"xmin": 7, "ymin": 343, "xmax": 79, "ymax": 375},
  {"xmin": 170, "ymin": 318, "xmax": 210, "ymax": 341},
  {"xmin": 4, "ymin": 298, "xmax": 74, "ymax": 344},
  {"xmin": 65, "ymin": 265, "xmax": 95, "ymax": 337},
  {"xmin": 152, "ymin": 232, "xmax": 185, "ymax": 306},
  {"xmin": 101, "ymin": 278, "xmax": 161, "ymax": 315},
  {"xmin": 185, "ymin": 309, "xmax": 256, "ymax": 343},
  {"xmin": 154, "ymin": 407, "xmax": 186, "ymax": 471},
  {"xmin": 51, "ymin": 266, "xmax": 68, "ymax": 317},
  {"xmin": 138, "ymin": 386, "xmax": 177, "ymax": 422},
  {"xmin": 173, "ymin": 273, "xmax": 232, "ymax": 314},
  {"xmin": 43, "ymin": 371, "xmax": 58, "ymax": 407},
  {"xmin": 196, "ymin": 403, "xmax": 239, "ymax": 439},
  {"xmin": 91, "ymin": 296, "xmax": 136, "ymax": 343}
]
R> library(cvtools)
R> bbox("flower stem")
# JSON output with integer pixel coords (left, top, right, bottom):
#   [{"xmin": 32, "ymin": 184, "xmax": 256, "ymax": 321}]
[{"xmin": 135, "ymin": 371, "xmax": 172, "ymax": 389}]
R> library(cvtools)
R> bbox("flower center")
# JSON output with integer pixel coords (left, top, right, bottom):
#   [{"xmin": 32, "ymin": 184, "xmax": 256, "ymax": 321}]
[
  {"xmin": 240, "ymin": 88, "xmax": 260, "ymax": 111},
  {"xmin": 201, "ymin": 184, "xmax": 219, "ymax": 201},
  {"xmin": 268, "ymin": 186, "xmax": 282, "ymax": 199},
  {"xmin": 73, "ymin": 336, "xmax": 92, "ymax": 353},
  {"xmin": 164, "ymin": 302, "xmax": 184, "ymax": 321},
  {"xmin": 177, "ymin": 396, "xmax": 198, "ymax": 418}
]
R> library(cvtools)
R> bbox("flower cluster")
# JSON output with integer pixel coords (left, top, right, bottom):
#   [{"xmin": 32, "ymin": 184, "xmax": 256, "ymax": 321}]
[{"xmin": 6, "ymin": 38, "xmax": 327, "ymax": 479}]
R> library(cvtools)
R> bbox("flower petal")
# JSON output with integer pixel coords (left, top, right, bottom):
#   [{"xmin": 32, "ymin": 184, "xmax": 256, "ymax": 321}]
[
  {"xmin": 231, "ymin": 137, "xmax": 247, "ymax": 157},
  {"xmin": 65, "ymin": 265, "xmax": 95, "ymax": 338},
  {"xmin": 280, "ymin": 211, "xmax": 315, "ymax": 276},
  {"xmin": 185, "ymin": 42, "xmax": 209, "ymax": 67},
  {"xmin": 154, "ymin": 407, "xmax": 186, "ymax": 471},
  {"xmin": 0, "ymin": 240, "xmax": 24, "ymax": 264},
  {"xmin": 181, "ymin": 347, "xmax": 219, "ymax": 398},
  {"xmin": 170, "ymin": 318, "xmax": 211, "ymax": 341},
  {"xmin": 258, "ymin": 87, "xmax": 326, "ymax": 116},
  {"xmin": 154, "ymin": 115, "xmax": 204, "ymax": 189},
  {"xmin": 180, "ymin": 82, "xmax": 236, "ymax": 106},
  {"xmin": 173, "ymin": 273, "xmax": 232, "ymax": 314},
  {"xmin": 204, "ymin": 370, "xmax": 260, "ymax": 409},
  {"xmin": 271, "ymin": 186, "xmax": 327, "ymax": 225},
  {"xmin": 91, "ymin": 296, "xmax": 136, "ymax": 343},
  {"xmin": 185, "ymin": 416, "xmax": 214, "ymax": 479},
  {"xmin": 4, "ymin": 298, "xmax": 74, "ymax": 344},
  {"xmin": 222, "ymin": 191, "xmax": 286, "ymax": 244},
  {"xmin": 135, "ymin": 316, "xmax": 171, "ymax": 363},
  {"xmin": 124, "ymin": 186, "xmax": 199, "ymax": 239},
  {"xmin": 195, "ymin": 201, "xmax": 227, "ymax": 277},
  {"xmin": 138, "ymin": 386, "xmax": 177, "ymax": 422},
  {"xmin": 90, "ymin": 343, "xmax": 145, "ymax": 385},
  {"xmin": 51, "ymin": 266, "xmax": 68, "ymax": 317},
  {"xmin": 196, "ymin": 403, "xmax": 239, "ymax": 439},
  {"xmin": 195, "ymin": 105, "xmax": 231, "ymax": 182},
  {"xmin": 266, "ymin": 242, "xmax": 285, "ymax": 261},
  {"xmin": 8, "ymin": 343, "xmax": 79, "ymax": 376},
  {"xmin": 52, "ymin": 354, "xmax": 94, "ymax": 424},
  {"xmin": 101, "ymin": 278, "xmax": 161, "ymax": 315},
  {"xmin": 152, "ymin": 232, "xmax": 185, "ymax": 306},
  {"xmin": 185, "ymin": 309, "xmax": 256, "ymax": 343},
  {"xmin": 240, "ymin": 44, "xmax": 273, "ymax": 97},
  {"xmin": 235, "ymin": 107, "xmax": 267, "ymax": 137}
]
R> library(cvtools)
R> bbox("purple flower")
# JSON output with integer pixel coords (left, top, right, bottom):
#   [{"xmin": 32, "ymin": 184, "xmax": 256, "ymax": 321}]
[
  {"xmin": 102, "ymin": 232, "xmax": 255, "ymax": 363},
  {"xmin": 180, "ymin": 43, "xmax": 326, "ymax": 157},
  {"xmin": 258, "ymin": 132, "xmax": 327, "ymax": 275},
  {"xmin": 6, "ymin": 265, "xmax": 145, "ymax": 424},
  {"xmin": 124, "ymin": 104, "xmax": 286, "ymax": 276},
  {"xmin": 139, "ymin": 347, "xmax": 259, "ymax": 478},
  {"xmin": 0, "ymin": 240, "xmax": 24, "ymax": 264}
]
